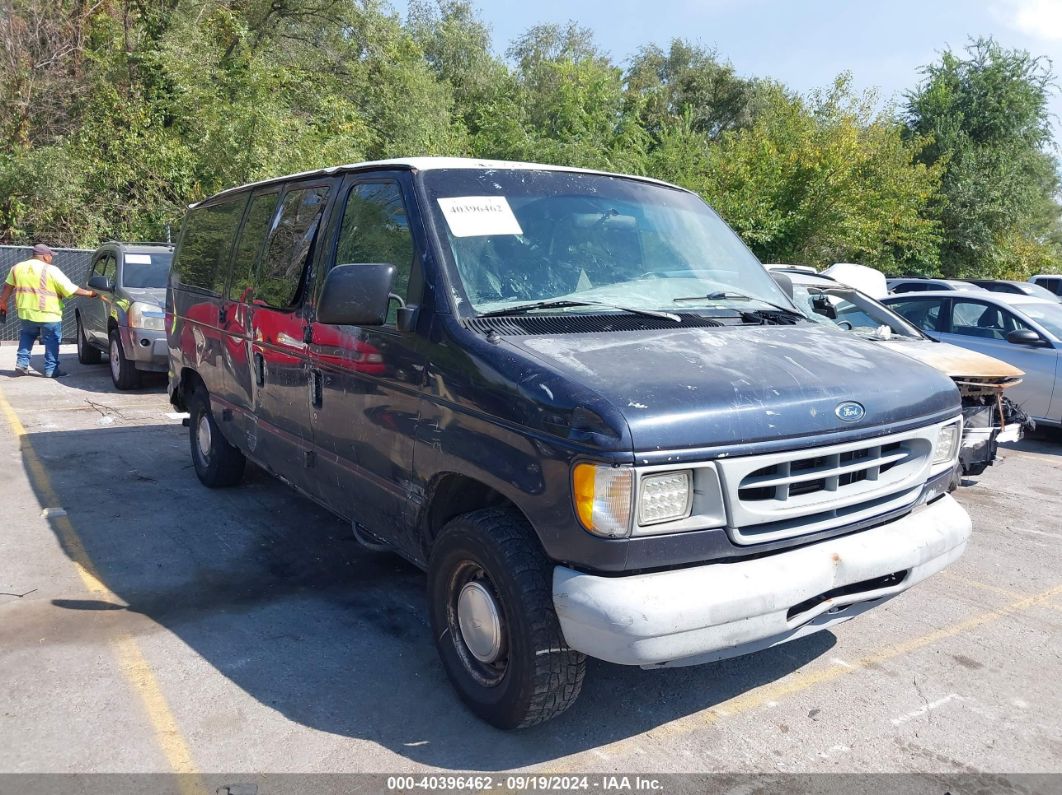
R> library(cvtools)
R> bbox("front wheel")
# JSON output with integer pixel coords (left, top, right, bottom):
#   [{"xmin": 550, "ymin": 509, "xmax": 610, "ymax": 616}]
[
  {"xmin": 188, "ymin": 390, "xmax": 245, "ymax": 488},
  {"xmin": 76, "ymin": 317, "xmax": 102, "ymax": 364},
  {"xmin": 427, "ymin": 508, "xmax": 585, "ymax": 729},
  {"xmin": 109, "ymin": 331, "xmax": 140, "ymax": 390}
]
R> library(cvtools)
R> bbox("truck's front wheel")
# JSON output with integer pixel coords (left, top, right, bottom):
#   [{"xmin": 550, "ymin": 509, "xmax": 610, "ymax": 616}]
[
  {"xmin": 109, "ymin": 331, "xmax": 140, "ymax": 390},
  {"xmin": 427, "ymin": 508, "xmax": 585, "ymax": 729}
]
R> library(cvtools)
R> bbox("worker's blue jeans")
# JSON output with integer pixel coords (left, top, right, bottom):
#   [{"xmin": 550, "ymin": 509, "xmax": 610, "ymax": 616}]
[{"xmin": 17, "ymin": 320, "xmax": 62, "ymax": 375}]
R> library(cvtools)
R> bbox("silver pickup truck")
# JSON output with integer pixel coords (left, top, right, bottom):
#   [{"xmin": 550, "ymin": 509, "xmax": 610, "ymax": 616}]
[{"xmin": 75, "ymin": 241, "xmax": 173, "ymax": 389}]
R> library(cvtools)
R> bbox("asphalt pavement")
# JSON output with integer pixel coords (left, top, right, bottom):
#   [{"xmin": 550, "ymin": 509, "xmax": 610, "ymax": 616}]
[{"xmin": 0, "ymin": 344, "xmax": 1059, "ymax": 783}]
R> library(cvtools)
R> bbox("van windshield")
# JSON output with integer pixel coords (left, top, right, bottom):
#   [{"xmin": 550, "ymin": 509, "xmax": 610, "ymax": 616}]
[
  {"xmin": 123, "ymin": 252, "xmax": 173, "ymax": 289},
  {"xmin": 423, "ymin": 169, "xmax": 794, "ymax": 316}
]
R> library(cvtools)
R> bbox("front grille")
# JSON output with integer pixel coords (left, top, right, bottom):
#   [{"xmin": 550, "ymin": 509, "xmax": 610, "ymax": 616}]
[
  {"xmin": 738, "ymin": 441, "xmax": 906, "ymax": 502},
  {"xmin": 717, "ymin": 428, "xmax": 936, "ymax": 545}
]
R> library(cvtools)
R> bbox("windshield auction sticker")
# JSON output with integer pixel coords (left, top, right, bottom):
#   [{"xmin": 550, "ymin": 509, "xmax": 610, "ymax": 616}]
[{"xmin": 438, "ymin": 196, "xmax": 523, "ymax": 237}]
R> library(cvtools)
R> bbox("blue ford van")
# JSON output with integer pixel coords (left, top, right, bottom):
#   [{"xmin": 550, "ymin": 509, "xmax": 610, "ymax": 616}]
[{"xmin": 168, "ymin": 158, "xmax": 971, "ymax": 728}]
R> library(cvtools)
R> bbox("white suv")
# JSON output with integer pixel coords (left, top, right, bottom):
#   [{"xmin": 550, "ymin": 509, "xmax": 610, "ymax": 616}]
[{"xmin": 1029, "ymin": 274, "xmax": 1062, "ymax": 297}]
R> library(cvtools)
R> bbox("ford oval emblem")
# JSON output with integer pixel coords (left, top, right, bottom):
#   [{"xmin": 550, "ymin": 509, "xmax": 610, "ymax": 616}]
[{"xmin": 835, "ymin": 401, "xmax": 866, "ymax": 422}]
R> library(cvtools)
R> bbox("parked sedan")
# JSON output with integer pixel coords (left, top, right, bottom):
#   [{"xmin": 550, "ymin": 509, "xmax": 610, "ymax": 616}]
[
  {"xmin": 882, "ymin": 291, "xmax": 1062, "ymax": 427},
  {"xmin": 886, "ymin": 278, "xmax": 986, "ymax": 294},
  {"xmin": 968, "ymin": 279, "xmax": 1060, "ymax": 301}
]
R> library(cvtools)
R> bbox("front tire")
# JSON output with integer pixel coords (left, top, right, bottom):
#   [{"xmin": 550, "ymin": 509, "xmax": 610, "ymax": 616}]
[
  {"xmin": 76, "ymin": 317, "xmax": 102, "ymax": 364},
  {"xmin": 188, "ymin": 389, "xmax": 245, "ymax": 488},
  {"xmin": 427, "ymin": 508, "xmax": 585, "ymax": 729},
  {"xmin": 109, "ymin": 331, "xmax": 140, "ymax": 390}
]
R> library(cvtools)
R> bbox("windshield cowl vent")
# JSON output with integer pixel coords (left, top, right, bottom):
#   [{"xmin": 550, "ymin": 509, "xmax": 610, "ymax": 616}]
[{"xmin": 463, "ymin": 313, "xmax": 723, "ymax": 336}]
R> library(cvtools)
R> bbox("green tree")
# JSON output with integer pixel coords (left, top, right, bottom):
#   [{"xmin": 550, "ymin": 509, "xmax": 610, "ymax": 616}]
[
  {"xmin": 688, "ymin": 79, "xmax": 942, "ymax": 271},
  {"xmin": 626, "ymin": 40, "xmax": 763, "ymax": 141},
  {"xmin": 500, "ymin": 22, "xmax": 646, "ymax": 171},
  {"xmin": 408, "ymin": 0, "xmax": 509, "ymax": 140},
  {"xmin": 907, "ymin": 37, "xmax": 1062, "ymax": 278}
]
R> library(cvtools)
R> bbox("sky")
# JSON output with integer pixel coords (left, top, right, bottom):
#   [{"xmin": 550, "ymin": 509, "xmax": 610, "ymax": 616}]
[{"xmin": 400, "ymin": 0, "xmax": 1062, "ymax": 134}]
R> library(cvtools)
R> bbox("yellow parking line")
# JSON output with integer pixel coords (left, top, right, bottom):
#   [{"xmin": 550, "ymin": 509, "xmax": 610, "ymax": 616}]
[
  {"xmin": 938, "ymin": 570, "xmax": 1062, "ymax": 612},
  {"xmin": 548, "ymin": 581, "xmax": 1062, "ymax": 771},
  {"xmin": 0, "ymin": 385, "xmax": 201, "ymax": 790},
  {"xmin": 938, "ymin": 569, "xmax": 1028, "ymax": 599}
]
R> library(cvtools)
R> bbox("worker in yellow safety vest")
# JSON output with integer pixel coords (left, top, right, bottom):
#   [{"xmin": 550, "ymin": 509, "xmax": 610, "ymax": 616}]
[{"xmin": 0, "ymin": 243, "xmax": 97, "ymax": 378}]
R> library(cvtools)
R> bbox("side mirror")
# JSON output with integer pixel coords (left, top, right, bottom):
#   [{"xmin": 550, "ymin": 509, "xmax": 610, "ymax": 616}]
[
  {"xmin": 769, "ymin": 271, "xmax": 794, "ymax": 299},
  {"xmin": 87, "ymin": 275, "xmax": 113, "ymax": 292},
  {"xmin": 317, "ymin": 263, "xmax": 395, "ymax": 326},
  {"xmin": 811, "ymin": 294, "xmax": 837, "ymax": 319},
  {"xmin": 1006, "ymin": 328, "xmax": 1043, "ymax": 346}
]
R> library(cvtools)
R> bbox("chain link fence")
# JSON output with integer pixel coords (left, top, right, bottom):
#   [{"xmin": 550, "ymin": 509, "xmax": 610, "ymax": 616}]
[{"xmin": 0, "ymin": 245, "xmax": 95, "ymax": 343}]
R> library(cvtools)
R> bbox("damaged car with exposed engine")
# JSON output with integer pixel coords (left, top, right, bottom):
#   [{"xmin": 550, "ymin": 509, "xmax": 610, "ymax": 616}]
[
  {"xmin": 168, "ymin": 158, "xmax": 972, "ymax": 729},
  {"xmin": 772, "ymin": 267, "xmax": 1028, "ymax": 478}
]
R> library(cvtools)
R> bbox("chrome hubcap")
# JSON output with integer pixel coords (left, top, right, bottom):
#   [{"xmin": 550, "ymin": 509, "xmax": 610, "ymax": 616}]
[
  {"xmin": 457, "ymin": 581, "xmax": 503, "ymax": 663},
  {"xmin": 110, "ymin": 340, "xmax": 120, "ymax": 379},
  {"xmin": 197, "ymin": 414, "xmax": 212, "ymax": 459}
]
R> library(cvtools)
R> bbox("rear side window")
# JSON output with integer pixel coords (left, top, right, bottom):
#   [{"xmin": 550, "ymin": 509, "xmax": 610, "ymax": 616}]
[
  {"xmin": 888, "ymin": 297, "xmax": 947, "ymax": 332},
  {"xmin": 892, "ymin": 282, "xmax": 924, "ymax": 293},
  {"xmin": 174, "ymin": 199, "xmax": 245, "ymax": 294},
  {"xmin": 256, "ymin": 186, "xmax": 330, "ymax": 309},
  {"xmin": 1031, "ymin": 276, "xmax": 1059, "ymax": 293},
  {"xmin": 229, "ymin": 193, "xmax": 279, "ymax": 302},
  {"xmin": 334, "ymin": 181, "xmax": 415, "ymax": 324}
]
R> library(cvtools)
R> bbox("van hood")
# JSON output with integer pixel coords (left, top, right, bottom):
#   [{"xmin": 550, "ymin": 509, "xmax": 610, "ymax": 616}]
[{"xmin": 508, "ymin": 324, "xmax": 960, "ymax": 452}]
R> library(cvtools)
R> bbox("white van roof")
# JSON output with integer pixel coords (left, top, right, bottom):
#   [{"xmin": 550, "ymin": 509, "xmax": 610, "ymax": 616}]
[{"xmin": 191, "ymin": 157, "xmax": 688, "ymax": 208}]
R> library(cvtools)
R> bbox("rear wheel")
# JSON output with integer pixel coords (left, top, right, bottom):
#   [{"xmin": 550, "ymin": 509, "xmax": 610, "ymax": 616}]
[
  {"xmin": 427, "ymin": 508, "xmax": 585, "ymax": 729},
  {"xmin": 188, "ymin": 388, "xmax": 245, "ymax": 487},
  {"xmin": 76, "ymin": 317, "xmax": 102, "ymax": 364},
  {"xmin": 109, "ymin": 331, "xmax": 140, "ymax": 390}
]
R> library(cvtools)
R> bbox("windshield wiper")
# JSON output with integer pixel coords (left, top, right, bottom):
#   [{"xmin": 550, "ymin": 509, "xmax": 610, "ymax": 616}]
[
  {"xmin": 479, "ymin": 299, "xmax": 681, "ymax": 322},
  {"xmin": 672, "ymin": 290, "xmax": 807, "ymax": 321}
]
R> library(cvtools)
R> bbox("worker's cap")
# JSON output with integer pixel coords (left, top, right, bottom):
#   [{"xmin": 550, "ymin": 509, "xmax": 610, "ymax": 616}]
[{"xmin": 32, "ymin": 243, "xmax": 54, "ymax": 257}]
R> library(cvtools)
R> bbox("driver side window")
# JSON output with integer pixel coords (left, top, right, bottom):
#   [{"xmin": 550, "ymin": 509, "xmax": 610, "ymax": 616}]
[
  {"xmin": 104, "ymin": 256, "xmax": 117, "ymax": 285},
  {"xmin": 93, "ymin": 255, "xmax": 116, "ymax": 283},
  {"xmin": 950, "ymin": 300, "xmax": 1030, "ymax": 340},
  {"xmin": 334, "ymin": 181, "xmax": 414, "ymax": 325}
]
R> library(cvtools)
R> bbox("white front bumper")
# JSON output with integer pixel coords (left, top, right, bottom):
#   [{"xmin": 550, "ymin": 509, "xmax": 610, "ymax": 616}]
[{"xmin": 553, "ymin": 494, "xmax": 971, "ymax": 668}]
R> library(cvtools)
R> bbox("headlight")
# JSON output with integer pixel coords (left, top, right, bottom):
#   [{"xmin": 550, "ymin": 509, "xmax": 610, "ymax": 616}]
[
  {"xmin": 573, "ymin": 463, "xmax": 632, "ymax": 538},
  {"xmin": 129, "ymin": 301, "xmax": 165, "ymax": 331},
  {"xmin": 638, "ymin": 470, "xmax": 693, "ymax": 526},
  {"xmin": 932, "ymin": 420, "xmax": 961, "ymax": 466}
]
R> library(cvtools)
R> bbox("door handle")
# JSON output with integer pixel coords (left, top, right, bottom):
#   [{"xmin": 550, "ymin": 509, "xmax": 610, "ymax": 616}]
[
  {"xmin": 310, "ymin": 368, "xmax": 323, "ymax": 408},
  {"xmin": 254, "ymin": 352, "xmax": 265, "ymax": 387}
]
